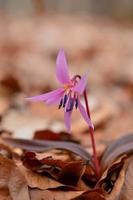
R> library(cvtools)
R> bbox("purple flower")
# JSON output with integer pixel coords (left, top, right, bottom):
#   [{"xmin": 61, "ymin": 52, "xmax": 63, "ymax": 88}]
[{"xmin": 26, "ymin": 49, "xmax": 94, "ymax": 132}]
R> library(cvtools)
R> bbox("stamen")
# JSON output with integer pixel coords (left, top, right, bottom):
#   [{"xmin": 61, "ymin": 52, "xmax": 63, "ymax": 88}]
[
  {"xmin": 63, "ymin": 94, "xmax": 68, "ymax": 107},
  {"xmin": 75, "ymin": 98, "xmax": 78, "ymax": 109},
  {"xmin": 58, "ymin": 98, "xmax": 63, "ymax": 109},
  {"xmin": 66, "ymin": 98, "xmax": 74, "ymax": 112}
]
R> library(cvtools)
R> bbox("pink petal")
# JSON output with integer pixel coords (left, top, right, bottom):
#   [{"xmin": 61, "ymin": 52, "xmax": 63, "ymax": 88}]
[
  {"xmin": 46, "ymin": 91, "xmax": 64, "ymax": 104},
  {"xmin": 64, "ymin": 111, "xmax": 72, "ymax": 133},
  {"xmin": 78, "ymin": 100, "xmax": 94, "ymax": 130},
  {"xmin": 72, "ymin": 74, "xmax": 88, "ymax": 95},
  {"xmin": 26, "ymin": 88, "xmax": 64, "ymax": 102},
  {"xmin": 56, "ymin": 49, "xmax": 70, "ymax": 84}
]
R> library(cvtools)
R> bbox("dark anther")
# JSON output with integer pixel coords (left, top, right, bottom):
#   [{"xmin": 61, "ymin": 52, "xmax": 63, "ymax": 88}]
[
  {"xmin": 70, "ymin": 98, "xmax": 74, "ymax": 110},
  {"xmin": 66, "ymin": 98, "xmax": 74, "ymax": 112},
  {"xmin": 63, "ymin": 94, "xmax": 68, "ymax": 107},
  {"xmin": 75, "ymin": 98, "xmax": 78, "ymax": 109},
  {"xmin": 58, "ymin": 98, "xmax": 63, "ymax": 109}
]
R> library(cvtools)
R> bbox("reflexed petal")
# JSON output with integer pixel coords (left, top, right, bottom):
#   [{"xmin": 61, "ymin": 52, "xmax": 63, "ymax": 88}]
[
  {"xmin": 78, "ymin": 100, "xmax": 94, "ymax": 130},
  {"xmin": 56, "ymin": 49, "xmax": 70, "ymax": 84},
  {"xmin": 26, "ymin": 88, "xmax": 64, "ymax": 102},
  {"xmin": 72, "ymin": 74, "xmax": 88, "ymax": 95},
  {"xmin": 46, "ymin": 92, "xmax": 63, "ymax": 104},
  {"xmin": 64, "ymin": 111, "xmax": 72, "ymax": 133}
]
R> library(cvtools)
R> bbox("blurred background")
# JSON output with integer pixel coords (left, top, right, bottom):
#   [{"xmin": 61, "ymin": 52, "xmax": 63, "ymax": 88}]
[{"xmin": 0, "ymin": 0, "xmax": 132, "ymax": 147}]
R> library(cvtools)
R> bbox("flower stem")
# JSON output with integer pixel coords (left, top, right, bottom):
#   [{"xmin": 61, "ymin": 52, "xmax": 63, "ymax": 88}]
[{"xmin": 83, "ymin": 90, "xmax": 100, "ymax": 178}]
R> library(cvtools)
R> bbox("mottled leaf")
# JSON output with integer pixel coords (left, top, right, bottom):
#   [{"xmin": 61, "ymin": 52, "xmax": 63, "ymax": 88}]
[
  {"xmin": 3, "ymin": 137, "xmax": 91, "ymax": 162},
  {"xmin": 101, "ymin": 133, "xmax": 133, "ymax": 170}
]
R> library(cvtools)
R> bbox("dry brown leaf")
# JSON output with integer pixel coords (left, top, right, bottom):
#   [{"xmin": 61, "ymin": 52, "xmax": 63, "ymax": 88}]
[
  {"xmin": 105, "ymin": 160, "xmax": 127, "ymax": 200},
  {"xmin": 97, "ymin": 156, "xmax": 126, "ymax": 194},
  {"xmin": 30, "ymin": 189, "xmax": 53, "ymax": 200},
  {"xmin": 58, "ymin": 160, "xmax": 86, "ymax": 186},
  {"xmin": 71, "ymin": 188, "xmax": 106, "ymax": 200},
  {"xmin": 72, "ymin": 101, "xmax": 116, "ymax": 135},
  {"xmin": 101, "ymin": 156, "xmax": 133, "ymax": 200},
  {"xmin": 19, "ymin": 165, "xmax": 64, "ymax": 190},
  {"xmin": 0, "ymin": 97, "xmax": 10, "ymax": 115},
  {"xmin": 119, "ymin": 156, "xmax": 133, "ymax": 200},
  {"xmin": 30, "ymin": 188, "xmax": 83, "ymax": 200},
  {"xmin": 22, "ymin": 151, "xmax": 88, "ymax": 187},
  {"xmin": 0, "ymin": 188, "xmax": 11, "ymax": 200},
  {"xmin": 0, "ymin": 155, "xmax": 30, "ymax": 200},
  {"xmin": 34, "ymin": 129, "xmax": 77, "ymax": 143}
]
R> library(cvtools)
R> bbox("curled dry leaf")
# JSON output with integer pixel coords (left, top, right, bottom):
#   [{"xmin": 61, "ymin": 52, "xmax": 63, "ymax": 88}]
[
  {"xmin": 98, "ymin": 156, "xmax": 133, "ymax": 200},
  {"xmin": 23, "ymin": 151, "xmax": 88, "ymax": 187},
  {"xmin": 23, "ymin": 151, "xmax": 67, "ymax": 179},
  {"xmin": 105, "ymin": 161, "xmax": 127, "ymax": 200},
  {"xmin": 73, "ymin": 157, "xmax": 127, "ymax": 200},
  {"xmin": 19, "ymin": 165, "xmax": 64, "ymax": 190},
  {"xmin": 58, "ymin": 160, "xmax": 86, "ymax": 186},
  {"xmin": 96, "ymin": 156, "xmax": 126, "ymax": 195},
  {"xmin": 119, "ymin": 156, "xmax": 133, "ymax": 200}
]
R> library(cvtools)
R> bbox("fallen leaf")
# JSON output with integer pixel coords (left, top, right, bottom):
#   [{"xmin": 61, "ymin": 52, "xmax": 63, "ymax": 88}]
[
  {"xmin": 58, "ymin": 160, "xmax": 86, "ymax": 186},
  {"xmin": 22, "ymin": 151, "xmax": 66, "ymax": 179},
  {"xmin": 34, "ymin": 129, "xmax": 77, "ymax": 142},
  {"xmin": 119, "ymin": 156, "xmax": 133, "ymax": 200},
  {"xmin": 30, "ymin": 188, "xmax": 83, "ymax": 200},
  {"xmin": 22, "ymin": 151, "xmax": 88, "ymax": 187},
  {"xmin": 19, "ymin": 165, "xmax": 64, "ymax": 190},
  {"xmin": 0, "ymin": 188, "xmax": 11, "ymax": 200},
  {"xmin": 0, "ymin": 155, "xmax": 30, "ymax": 200},
  {"xmin": 97, "ymin": 156, "xmax": 126, "ymax": 194},
  {"xmin": 71, "ymin": 188, "xmax": 106, "ymax": 200}
]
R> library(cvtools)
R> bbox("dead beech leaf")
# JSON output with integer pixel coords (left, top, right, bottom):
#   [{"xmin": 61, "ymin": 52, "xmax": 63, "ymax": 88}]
[
  {"xmin": 72, "ymin": 101, "xmax": 116, "ymax": 135},
  {"xmin": 101, "ymin": 133, "xmax": 133, "ymax": 170},
  {"xmin": 71, "ymin": 188, "xmax": 106, "ymax": 200},
  {"xmin": 0, "ymin": 143, "xmax": 12, "ymax": 158},
  {"xmin": 58, "ymin": 160, "xmax": 86, "ymax": 186},
  {"xmin": 119, "ymin": 156, "xmax": 133, "ymax": 200},
  {"xmin": 22, "ymin": 151, "xmax": 88, "ymax": 187},
  {"xmin": 34, "ymin": 129, "xmax": 77, "ymax": 142},
  {"xmin": 3, "ymin": 137, "xmax": 91, "ymax": 161},
  {"xmin": 0, "ymin": 155, "xmax": 30, "ymax": 200},
  {"xmin": 105, "ymin": 162, "xmax": 126, "ymax": 200},
  {"xmin": 30, "ymin": 189, "xmax": 53, "ymax": 200},
  {"xmin": 19, "ymin": 165, "xmax": 64, "ymax": 190},
  {"xmin": 97, "ymin": 156, "xmax": 126, "ymax": 195},
  {"xmin": 77, "ymin": 157, "xmax": 126, "ymax": 200},
  {"xmin": 1, "ymin": 75, "xmax": 21, "ymax": 94},
  {"xmin": 101, "ymin": 156, "xmax": 133, "ymax": 200},
  {"xmin": 0, "ymin": 97, "xmax": 10, "ymax": 115},
  {"xmin": 0, "ymin": 188, "xmax": 11, "ymax": 200},
  {"xmin": 30, "ymin": 188, "xmax": 83, "ymax": 200},
  {"xmin": 82, "ymin": 165, "xmax": 97, "ymax": 188},
  {"xmin": 22, "ymin": 151, "xmax": 66, "ymax": 179}
]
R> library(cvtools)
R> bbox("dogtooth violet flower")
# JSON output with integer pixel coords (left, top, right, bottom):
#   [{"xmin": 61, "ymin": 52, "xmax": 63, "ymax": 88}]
[{"xmin": 26, "ymin": 49, "xmax": 94, "ymax": 132}]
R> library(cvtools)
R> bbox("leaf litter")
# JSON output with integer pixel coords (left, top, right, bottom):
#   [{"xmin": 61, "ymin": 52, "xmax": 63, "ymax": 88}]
[{"xmin": 0, "ymin": 14, "xmax": 132, "ymax": 200}]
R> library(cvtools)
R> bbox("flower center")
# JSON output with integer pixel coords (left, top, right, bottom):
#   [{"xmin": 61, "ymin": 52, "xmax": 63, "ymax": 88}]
[{"xmin": 58, "ymin": 76, "xmax": 81, "ymax": 112}]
